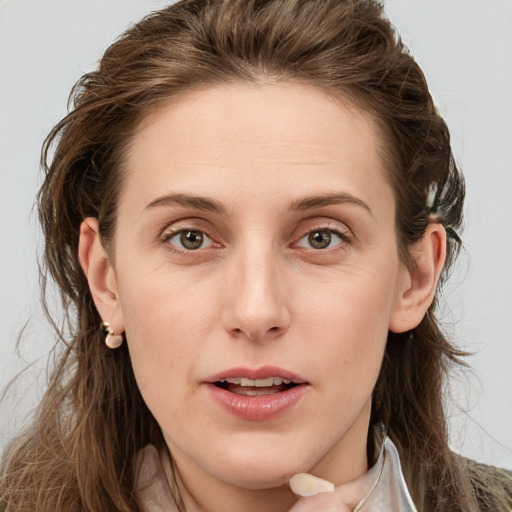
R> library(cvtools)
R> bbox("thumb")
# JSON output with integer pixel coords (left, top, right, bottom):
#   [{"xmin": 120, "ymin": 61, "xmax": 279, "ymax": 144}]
[{"xmin": 287, "ymin": 491, "xmax": 352, "ymax": 512}]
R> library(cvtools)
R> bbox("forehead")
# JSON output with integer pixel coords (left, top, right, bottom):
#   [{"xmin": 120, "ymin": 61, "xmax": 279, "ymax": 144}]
[{"xmin": 121, "ymin": 82, "xmax": 393, "ymax": 214}]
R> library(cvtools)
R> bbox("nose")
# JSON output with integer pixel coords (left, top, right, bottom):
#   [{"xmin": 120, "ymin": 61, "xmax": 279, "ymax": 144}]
[{"xmin": 221, "ymin": 244, "xmax": 290, "ymax": 343}]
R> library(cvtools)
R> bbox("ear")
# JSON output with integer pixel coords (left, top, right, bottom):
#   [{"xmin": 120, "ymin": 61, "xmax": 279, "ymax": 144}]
[
  {"xmin": 389, "ymin": 223, "xmax": 446, "ymax": 333},
  {"xmin": 78, "ymin": 218, "xmax": 125, "ymax": 334}
]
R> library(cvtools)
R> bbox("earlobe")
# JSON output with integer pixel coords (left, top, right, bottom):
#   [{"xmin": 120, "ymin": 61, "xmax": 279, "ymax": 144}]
[
  {"xmin": 389, "ymin": 223, "xmax": 447, "ymax": 333},
  {"xmin": 78, "ymin": 218, "xmax": 124, "ymax": 333}
]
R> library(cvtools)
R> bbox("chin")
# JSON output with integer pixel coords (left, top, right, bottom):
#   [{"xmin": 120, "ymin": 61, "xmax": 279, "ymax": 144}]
[
  {"xmin": 206, "ymin": 440, "xmax": 315, "ymax": 489},
  {"xmin": 215, "ymin": 466, "xmax": 297, "ymax": 490}
]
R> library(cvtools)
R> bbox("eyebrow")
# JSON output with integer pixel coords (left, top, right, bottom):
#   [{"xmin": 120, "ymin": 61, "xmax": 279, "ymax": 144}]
[
  {"xmin": 143, "ymin": 191, "xmax": 372, "ymax": 216},
  {"xmin": 289, "ymin": 192, "xmax": 373, "ymax": 216},
  {"xmin": 144, "ymin": 193, "xmax": 226, "ymax": 214}
]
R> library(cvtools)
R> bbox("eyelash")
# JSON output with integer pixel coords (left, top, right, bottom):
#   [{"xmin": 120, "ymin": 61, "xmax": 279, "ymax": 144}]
[
  {"xmin": 161, "ymin": 227, "xmax": 217, "ymax": 255},
  {"xmin": 295, "ymin": 227, "xmax": 352, "ymax": 251},
  {"xmin": 160, "ymin": 224, "xmax": 353, "ymax": 256}
]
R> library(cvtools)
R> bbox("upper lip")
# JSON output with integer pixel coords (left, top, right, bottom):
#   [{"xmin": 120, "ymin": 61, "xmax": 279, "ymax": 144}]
[{"xmin": 204, "ymin": 366, "xmax": 308, "ymax": 384}]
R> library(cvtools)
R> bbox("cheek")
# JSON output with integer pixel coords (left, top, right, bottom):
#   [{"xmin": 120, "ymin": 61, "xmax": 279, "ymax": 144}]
[
  {"xmin": 118, "ymin": 258, "xmax": 220, "ymax": 340},
  {"xmin": 115, "ymin": 266, "xmax": 222, "ymax": 405},
  {"xmin": 294, "ymin": 268, "xmax": 397, "ymax": 389},
  {"xmin": 297, "ymin": 267, "xmax": 398, "ymax": 341}
]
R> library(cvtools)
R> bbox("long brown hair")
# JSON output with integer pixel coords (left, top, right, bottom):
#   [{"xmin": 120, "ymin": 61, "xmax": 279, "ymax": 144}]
[{"xmin": 1, "ymin": 1, "xmax": 511, "ymax": 511}]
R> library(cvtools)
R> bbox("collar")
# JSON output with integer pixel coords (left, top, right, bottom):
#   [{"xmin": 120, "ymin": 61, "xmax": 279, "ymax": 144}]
[{"xmin": 353, "ymin": 435, "xmax": 417, "ymax": 511}]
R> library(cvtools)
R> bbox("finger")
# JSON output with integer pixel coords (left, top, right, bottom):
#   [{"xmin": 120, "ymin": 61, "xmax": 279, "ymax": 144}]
[{"xmin": 287, "ymin": 491, "xmax": 352, "ymax": 512}]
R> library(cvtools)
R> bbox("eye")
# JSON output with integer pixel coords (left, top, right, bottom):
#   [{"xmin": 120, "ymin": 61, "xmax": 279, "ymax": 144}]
[
  {"xmin": 166, "ymin": 229, "xmax": 213, "ymax": 251},
  {"xmin": 297, "ymin": 229, "xmax": 345, "ymax": 250}
]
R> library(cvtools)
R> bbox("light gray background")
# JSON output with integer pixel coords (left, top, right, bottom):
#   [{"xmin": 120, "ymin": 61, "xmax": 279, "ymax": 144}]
[{"xmin": 1, "ymin": 0, "xmax": 511, "ymax": 468}]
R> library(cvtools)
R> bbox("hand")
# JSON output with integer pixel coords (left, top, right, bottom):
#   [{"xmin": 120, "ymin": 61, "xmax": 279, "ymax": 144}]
[
  {"xmin": 287, "ymin": 473, "xmax": 352, "ymax": 512},
  {"xmin": 287, "ymin": 491, "xmax": 352, "ymax": 512}
]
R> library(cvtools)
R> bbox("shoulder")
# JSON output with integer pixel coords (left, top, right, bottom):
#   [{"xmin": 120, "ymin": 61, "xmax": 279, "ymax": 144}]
[{"xmin": 465, "ymin": 457, "xmax": 512, "ymax": 511}]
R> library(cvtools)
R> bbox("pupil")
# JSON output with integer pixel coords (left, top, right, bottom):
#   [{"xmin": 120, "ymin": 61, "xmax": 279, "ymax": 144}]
[
  {"xmin": 309, "ymin": 230, "xmax": 331, "ymax": 249},
  {"xmin": 180, "ymin": 230, "xmax": 204, "ymax": 250}
]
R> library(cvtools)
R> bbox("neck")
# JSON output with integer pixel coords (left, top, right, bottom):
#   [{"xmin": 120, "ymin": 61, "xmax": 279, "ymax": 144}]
[{"xmin": 177, "ymin": 476, "xmax": 298, "ymax": 512}]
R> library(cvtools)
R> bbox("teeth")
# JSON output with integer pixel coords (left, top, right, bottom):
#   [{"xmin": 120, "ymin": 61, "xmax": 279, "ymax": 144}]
[
  {"xmin": 256, "ymin": 377, "xmax": 275, "ymax": 387},
  {"xmin": 240, "ymin": 377, "xmax": 276, "ymax": 387},
  {"xmin": 220, "ymin": 377, "xmax": 293, "ymax": 387},
  {"xmin": 238, "ymin": 388, "xmax": 278, "ymax": 396}
]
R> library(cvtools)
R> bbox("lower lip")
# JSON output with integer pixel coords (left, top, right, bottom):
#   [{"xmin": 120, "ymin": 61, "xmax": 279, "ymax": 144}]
[{"xmin": 205, "ymin": 384, "xmax": 309, "ymax": 421}]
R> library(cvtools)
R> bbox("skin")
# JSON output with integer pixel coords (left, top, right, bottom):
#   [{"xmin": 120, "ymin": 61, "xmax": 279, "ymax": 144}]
[{"xmin": 79, "ymin": 83, "xmax": 446, "ymax": 512}]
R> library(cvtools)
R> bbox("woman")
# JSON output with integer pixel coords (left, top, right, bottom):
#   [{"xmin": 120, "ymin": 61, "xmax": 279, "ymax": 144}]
[{"xmin": 1, "ymin": 0, "xmax": 510, "ymax": 510}]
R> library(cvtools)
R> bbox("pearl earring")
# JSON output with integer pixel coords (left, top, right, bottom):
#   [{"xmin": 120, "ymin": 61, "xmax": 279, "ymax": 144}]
[{"xmin": 100, "ymin": 321, "xmax": 124, "ymax": 349}]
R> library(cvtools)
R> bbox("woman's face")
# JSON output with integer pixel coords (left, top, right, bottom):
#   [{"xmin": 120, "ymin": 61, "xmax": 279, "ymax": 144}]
[{"xmin": 107, "ymin": 83, "xmax": 411, "ymax": 490}]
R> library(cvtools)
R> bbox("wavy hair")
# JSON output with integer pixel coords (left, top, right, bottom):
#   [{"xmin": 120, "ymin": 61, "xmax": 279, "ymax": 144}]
[{"xmin": 1, "ymin": 0, "xmax": 511, "ymax": 511}]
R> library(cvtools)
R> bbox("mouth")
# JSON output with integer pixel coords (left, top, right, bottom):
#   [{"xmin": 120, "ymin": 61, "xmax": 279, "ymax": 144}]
[
  {"xmin": 213, "ymin": 376, "xmax": 300, "ymax": 396},
  {"xmin": 205, "ymin": 367, "xmax": 309, "ymax": 421}
]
